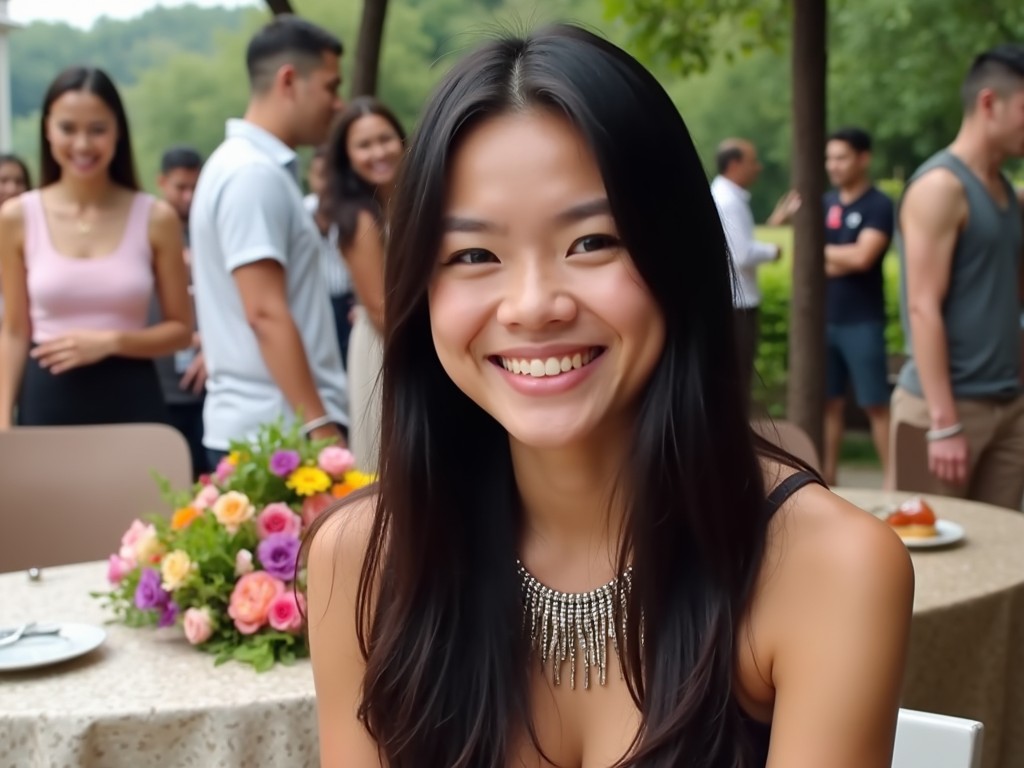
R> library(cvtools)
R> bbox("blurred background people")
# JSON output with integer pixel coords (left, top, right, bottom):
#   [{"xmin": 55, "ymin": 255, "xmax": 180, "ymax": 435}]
[
  {"xmin": 821, "ymin": 127, "xmax": 894, "ymax": 488},
  {"xmin": 892, "ymin": 45, "xmax": 1024, "ymax": 509},
  {"xmin": 151, "ymin": 145, "xmax": 207, "ymax": 478},
  {"xmin": 190, "ymin": 16, "xmax": 348, "ymax": 467},
  {"xmin": 305, "ymin": 144, "xmax": 355, "ymax": 368},
  {"xmin": 710, "ymin": 138, "xmax": 800, "ymax": 404},
  {"xmin": 0, "ymin": 66, "xmax": 192, "ymax": 429},
  {"xmin": 0, "ymin": 153, "xmax": 31, "ymax": 325},
  {"xmin": 324, "ymin": 96, "xmax": 405, "ymax": 472}
]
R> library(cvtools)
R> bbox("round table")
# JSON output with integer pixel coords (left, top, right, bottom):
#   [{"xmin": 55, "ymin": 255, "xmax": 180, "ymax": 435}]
[
  {"xmin": 835, "ymin": 488, "xmax": 1024, "ymax": 768},
  {"xmin": 0, "ymin": 561, "xmax": 318, "ymax": 768}
]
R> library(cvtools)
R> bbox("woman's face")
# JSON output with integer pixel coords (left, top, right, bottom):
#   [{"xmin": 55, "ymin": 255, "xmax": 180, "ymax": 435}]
[
  {"xmin": 45, "ymin": 90, "xmax": 119, "ymax": 181},
  {"xmin": 428, "ymin": 110, "xmax": 666, "ymax": 449},
  {"xmin": 345, "ymin": 113, "xmax": 403, "ymax": 187},
  {"xmin": 0, "ymin": 162, "xmax": 27, "ymax": 205}
]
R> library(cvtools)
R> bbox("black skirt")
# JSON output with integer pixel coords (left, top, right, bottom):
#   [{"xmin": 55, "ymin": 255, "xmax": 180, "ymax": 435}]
[{"xmin": 18, "ymin": 352, "xmax": 169, "ymax": 427}]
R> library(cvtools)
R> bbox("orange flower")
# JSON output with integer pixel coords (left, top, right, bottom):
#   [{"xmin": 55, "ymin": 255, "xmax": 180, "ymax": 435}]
[
  {"xmin": 171, "ymin": 506, "xmax": 201, "ymax": 530},
  {"xmin": 331, "ymin": 481, "xmax": 356, "ymax": 498}
]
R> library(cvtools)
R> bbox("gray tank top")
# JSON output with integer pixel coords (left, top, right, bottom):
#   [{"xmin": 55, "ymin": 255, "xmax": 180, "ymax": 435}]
[{"xmin": 897, "ymin": 149, "xmax": 1023, "ymax": 399}]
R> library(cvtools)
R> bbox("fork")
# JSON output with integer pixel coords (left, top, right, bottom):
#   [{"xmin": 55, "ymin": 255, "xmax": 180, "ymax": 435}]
[{"xmin": 0, "ymin": 623, "xmax": 34, "ymax": 649}]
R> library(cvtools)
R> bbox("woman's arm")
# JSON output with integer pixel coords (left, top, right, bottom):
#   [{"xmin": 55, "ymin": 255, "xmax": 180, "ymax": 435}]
[
  {"xmin": 123, "ymin": 198, "xmax": 193, "ymax": 356},
  {"xmin": 763, "ymin": 485, "xmax": 914, "ymax": 768},
  {"xmin": 307, "ymin": 498, "xmax": 384, "ymax": 767},
  {"xmin": 30, "ymin": 200, "xmax": 193, "ymax": 373},
  {"xmin": 342, "ymin": 210, "xmax": 386, "ymax": 333},
  {"xmin": 0, "ymin": 198, "xmax": 29, "ymax": 429}
]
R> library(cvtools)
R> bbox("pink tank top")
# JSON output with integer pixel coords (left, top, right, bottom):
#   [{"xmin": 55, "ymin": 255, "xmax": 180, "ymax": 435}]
[{"xmin": 22, "ymin": 190, "xmax": 155, "ymax": 344}]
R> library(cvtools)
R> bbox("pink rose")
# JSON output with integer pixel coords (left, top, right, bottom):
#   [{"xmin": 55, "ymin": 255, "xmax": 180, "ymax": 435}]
[
  {"xmin": 183, "ymin": 607, "xmax": 214, "ymax": 645},
  {"xmin": 301, "ymin": 493, "xmax": 335, "ymax": 528},
  {"xmin": 118, "ymin": 519, "xmax": 149, "ymax": 566},
  {"xmin": 235, "ymin": 549, "xmax": 254, "ymax": 576},
  {"xmin": 228, "ymin": 571, "xmax": 285, "ymax": 635},
  {"xmin": 256, "ymin": 503, "xmax": 302, "ymax": 540},
  {"xmin": 267, "ymin": 591, "xmax": 306, "ymax": 634},
  {"xmin": 317, "ymin": 445, "xmax": 355, "ymax": 477},
  {"xmin": 214, "ymin": 457, "xmax": 235, "ymax": 484},
  {"xmin": 107, "ymin": 553, "xmax": 132, "ymax": 583},
  {"xmin": 192, "ymin": 484, "xmax": 220, "ymax": 510}
]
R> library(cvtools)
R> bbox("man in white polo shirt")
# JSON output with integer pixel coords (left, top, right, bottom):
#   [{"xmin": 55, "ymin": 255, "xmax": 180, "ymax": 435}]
[{"xmin": 191, "ymin": 15, "xmax": 347, "ymax": 464}]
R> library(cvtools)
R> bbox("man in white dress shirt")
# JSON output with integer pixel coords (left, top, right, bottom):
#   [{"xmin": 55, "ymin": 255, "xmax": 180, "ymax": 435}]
[{"xmin": 710, "ymin": 138, "xmax": 800, "ymax": 402}]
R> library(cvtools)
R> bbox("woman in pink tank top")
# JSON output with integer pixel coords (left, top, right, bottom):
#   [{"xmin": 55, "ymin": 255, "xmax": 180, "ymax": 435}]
[{"xmin": 0, "ymin": 66, "xmax": 192, "ymax": 428}]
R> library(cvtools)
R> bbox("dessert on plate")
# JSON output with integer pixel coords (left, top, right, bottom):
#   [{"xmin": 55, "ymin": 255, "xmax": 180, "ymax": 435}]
[{"xmin": 885, "ymin": 497, "xmax": 938, "ymax": 540}]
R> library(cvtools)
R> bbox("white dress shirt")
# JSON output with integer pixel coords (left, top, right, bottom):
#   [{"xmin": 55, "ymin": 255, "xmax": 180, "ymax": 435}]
[{"xmin": 710, "ymin": 175, "xmax": 778, "ymax": 309}]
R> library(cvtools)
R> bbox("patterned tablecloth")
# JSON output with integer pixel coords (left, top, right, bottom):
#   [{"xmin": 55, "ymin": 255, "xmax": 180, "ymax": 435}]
[
  {"xmin": 2, "ymin": 490, "xmax": 1024, "ymax": 768},
  {"xmin": 0, "ymin": 561, "xmax": 318, "ymax": 768},
  {"xmin": 836, "ymin": 488, "xmax": 1024, "ymax": 768}
]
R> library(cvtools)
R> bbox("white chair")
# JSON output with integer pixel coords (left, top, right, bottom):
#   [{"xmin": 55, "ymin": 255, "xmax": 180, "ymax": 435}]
[{"xmin": 892, "ymin": 708, "xmax": 983, "ymax": 768}]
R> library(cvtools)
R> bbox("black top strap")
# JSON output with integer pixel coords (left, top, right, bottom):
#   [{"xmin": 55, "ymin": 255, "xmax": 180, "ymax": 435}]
[{"xmin": 764, "ymin": 470, "xmax": 821, "ymax": 516}]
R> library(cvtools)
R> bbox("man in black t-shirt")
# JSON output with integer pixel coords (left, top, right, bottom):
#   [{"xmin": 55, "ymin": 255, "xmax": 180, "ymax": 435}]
[{"xmin": 822, "ymin": 127, "xmax": 895, "ymax": 488}]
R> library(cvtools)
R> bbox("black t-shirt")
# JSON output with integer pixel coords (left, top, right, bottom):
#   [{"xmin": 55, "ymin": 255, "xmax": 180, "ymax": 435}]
[{"xmin": 823, "ymin": 186, "xmax": 893, "ymax": 325}]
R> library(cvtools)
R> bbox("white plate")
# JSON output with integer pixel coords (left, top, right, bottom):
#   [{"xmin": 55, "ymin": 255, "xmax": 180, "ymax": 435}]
[
  {"xmin": 0, "ymin": 622, "xmax": 106, "ymax": 672},
  {"xmin": 900, "ymin": 519, "xmax": 965, "ymax": 550}
]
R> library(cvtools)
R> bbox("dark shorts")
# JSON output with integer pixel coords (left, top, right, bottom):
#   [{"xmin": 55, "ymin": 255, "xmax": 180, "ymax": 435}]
[{"xmin": 826, "ymin": 321, "xmax": 890, "ymax": 407}]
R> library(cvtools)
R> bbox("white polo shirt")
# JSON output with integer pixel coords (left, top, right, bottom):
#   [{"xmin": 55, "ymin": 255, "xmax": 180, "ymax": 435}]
[{"xmin": 191, "ymin": 119, "xmax": 348, "ymax": 450}]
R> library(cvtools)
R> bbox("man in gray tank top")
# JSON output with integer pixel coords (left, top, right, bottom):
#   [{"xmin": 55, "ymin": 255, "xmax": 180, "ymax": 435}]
[{"xmin": 892, "ymin": 44, "xmax": 1024, "ymax": 510}]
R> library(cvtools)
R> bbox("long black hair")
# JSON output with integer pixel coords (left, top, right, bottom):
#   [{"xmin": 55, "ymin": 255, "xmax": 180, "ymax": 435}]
[
  {"xmin": 39, "ymin": 66, "xmax": 139, "ymax": 190},
  {"xmin": 323, "ymin": 96, "xmax": 405, "ymax": 249},
  {"xmin": 347, "ymin": 23, "xmax": 801, "ymax": 768}
]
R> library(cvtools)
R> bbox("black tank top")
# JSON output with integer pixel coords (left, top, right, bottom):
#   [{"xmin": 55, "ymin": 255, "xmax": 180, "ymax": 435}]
[{"xmin": 741, "ymin": 470, "xmax": 822, "ymax": 765}]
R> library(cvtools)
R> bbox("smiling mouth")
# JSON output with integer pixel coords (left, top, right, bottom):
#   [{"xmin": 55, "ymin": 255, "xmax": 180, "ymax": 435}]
[{"xmin": 491, "ymin": 347, "xmax": 605, "ymax": 378}]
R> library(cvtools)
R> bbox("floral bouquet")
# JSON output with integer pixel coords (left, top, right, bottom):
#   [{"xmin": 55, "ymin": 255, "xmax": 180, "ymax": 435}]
[{"xmin": 94, "ymin": 420, "xmax": 374, "ymax": 671}]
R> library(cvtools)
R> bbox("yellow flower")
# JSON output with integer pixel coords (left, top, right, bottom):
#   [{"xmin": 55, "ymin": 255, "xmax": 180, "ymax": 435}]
[
  {"xmin": 286, "ymin": 466, "xmax": 332, "ymax": 497},
  {"xmin": 212, "ymin": 491, "xmax": 255, "ymax": 534},
  {"xmin": 160, "ymin": 550, "xmax": 194, "ymax": 591},
  {"xmin": 345, "ymin": 470, "xmax": 376, "ymax": 488},
  {"xmin": 226, "ymin": 450, "xmax": 245, "ymax": 466}
]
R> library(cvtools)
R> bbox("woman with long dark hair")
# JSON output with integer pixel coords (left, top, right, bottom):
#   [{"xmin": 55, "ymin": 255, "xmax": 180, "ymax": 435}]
[
  {"xmin": 324, "ymin": 96, "xmax": 405, "ymax": 470},
  {"xmin": 307, "ymin": 26, "xmax": 913, "ymax": 768},
  {"xmin": 0, "ymin": 67, "xmax": 192, "ymax": 428}
]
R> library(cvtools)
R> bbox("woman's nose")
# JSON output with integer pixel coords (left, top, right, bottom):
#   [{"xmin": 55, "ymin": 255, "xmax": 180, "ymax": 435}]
[{"xmin": 495, "ymin": 259, "xmax": 577, "ymax": 329}]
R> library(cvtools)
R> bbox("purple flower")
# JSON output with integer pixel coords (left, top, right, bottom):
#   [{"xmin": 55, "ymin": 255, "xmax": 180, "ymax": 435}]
[
  {"xmin": 134, "ymin": 568, "xmax": 169, "ymax": 610},
  {"xmin": 158, "ymin": 600, "xmax": 179, "ymax": 628},
  {"xmin": 256, "ymin": 533, "xmax": 301, "ymax": 581},
  {"xmin": 269, "ymin": 449, "xmax": 301, "ymax": 478}
]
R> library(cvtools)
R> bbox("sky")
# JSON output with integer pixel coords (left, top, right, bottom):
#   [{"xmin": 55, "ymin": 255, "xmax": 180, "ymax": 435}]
[{"xmin": 9, "ymin": 0, "xmax": 261, "ymax": 29}]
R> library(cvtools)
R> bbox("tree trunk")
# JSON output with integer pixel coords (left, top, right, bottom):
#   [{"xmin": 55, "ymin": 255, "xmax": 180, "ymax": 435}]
[
  {"xmin": 351, "ymin": 0, "xmax": 390, "ymax": 97},
  {"xmin": 786, "ymin": 0, "xmax": 827, "ymax": 456},
  {"xmin": 264, "ymin": 0, "xmax": 295, "ymax": 14}
]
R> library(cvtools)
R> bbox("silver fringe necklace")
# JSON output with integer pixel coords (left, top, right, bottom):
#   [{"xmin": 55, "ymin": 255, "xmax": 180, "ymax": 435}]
[{"xmin": 518, "ymin": 560, "xmax": 633, "ymax": 690}]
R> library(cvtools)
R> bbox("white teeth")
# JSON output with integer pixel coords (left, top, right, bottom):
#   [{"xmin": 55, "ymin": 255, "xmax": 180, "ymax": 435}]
[{"xmin": 498, "ymin": 349, "xmax": 599, "ymax": 378}]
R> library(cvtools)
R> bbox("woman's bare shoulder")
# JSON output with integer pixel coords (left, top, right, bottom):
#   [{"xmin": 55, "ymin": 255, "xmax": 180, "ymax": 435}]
[{"xmin": 307, "ymin": 493, "xmax": 378, "ymax": 598}]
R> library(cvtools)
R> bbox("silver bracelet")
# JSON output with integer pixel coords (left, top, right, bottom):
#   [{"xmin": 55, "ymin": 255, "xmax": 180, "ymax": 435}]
[
  {"xmin": 301, "ymin": 415, "xmax": 334, "ymax": 436},
  {"xmin": 925, "ymin": 423, "xmax": 964, "ymax": 441}
]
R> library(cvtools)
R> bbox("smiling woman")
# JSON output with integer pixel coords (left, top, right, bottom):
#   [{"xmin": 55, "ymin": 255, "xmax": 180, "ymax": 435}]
[
  {"xmin": 305, "ymin": 23, "xmax": 914, "ymax": 768},
  {"xmin": 0, "ymin": 66, "xmax": 192, "ymax": 429}
]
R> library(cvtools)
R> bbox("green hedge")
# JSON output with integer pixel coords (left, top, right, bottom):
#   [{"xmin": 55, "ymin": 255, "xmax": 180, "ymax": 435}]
[{"xmin": 751, "ymin": 226, "xmax": 903, "ymax": 415}]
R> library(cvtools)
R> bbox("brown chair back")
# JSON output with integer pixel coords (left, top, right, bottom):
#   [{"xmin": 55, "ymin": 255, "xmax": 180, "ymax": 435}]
[
  {"xmin": 0, "ymin": 424, "xmax": 192, "ymax": 573},
  {"xmin": 893, "ymin": 421, "xmax": 934, "ymax": 495},
  {"xmin": 752, "ymin": 418, "xmax": 822, "ymax": 473}
]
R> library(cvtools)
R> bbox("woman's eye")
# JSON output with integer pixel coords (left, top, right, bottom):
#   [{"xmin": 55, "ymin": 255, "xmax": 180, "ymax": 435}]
[
  {"xmin": 448, "ymin": 248, "xmax": 497, "ymax": 265},
  {"xmin": 569, "ymin": 234, "xmax": 620, "ymax": 255}
]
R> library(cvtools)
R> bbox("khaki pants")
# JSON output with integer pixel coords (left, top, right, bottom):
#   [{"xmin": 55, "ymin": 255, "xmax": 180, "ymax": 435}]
[{"xmin": 890, "ymin": 387, "xmax": 1024, "ymax": 510}]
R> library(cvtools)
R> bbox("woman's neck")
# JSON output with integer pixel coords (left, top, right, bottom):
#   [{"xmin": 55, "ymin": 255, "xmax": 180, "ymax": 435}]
[
  {"xmin": 51, "ymin": 176, "xmax": 118, "ymax": 207},
  {"xmin": 512, "ymin": 428, "xmax": 632, "ymax": 586}
]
